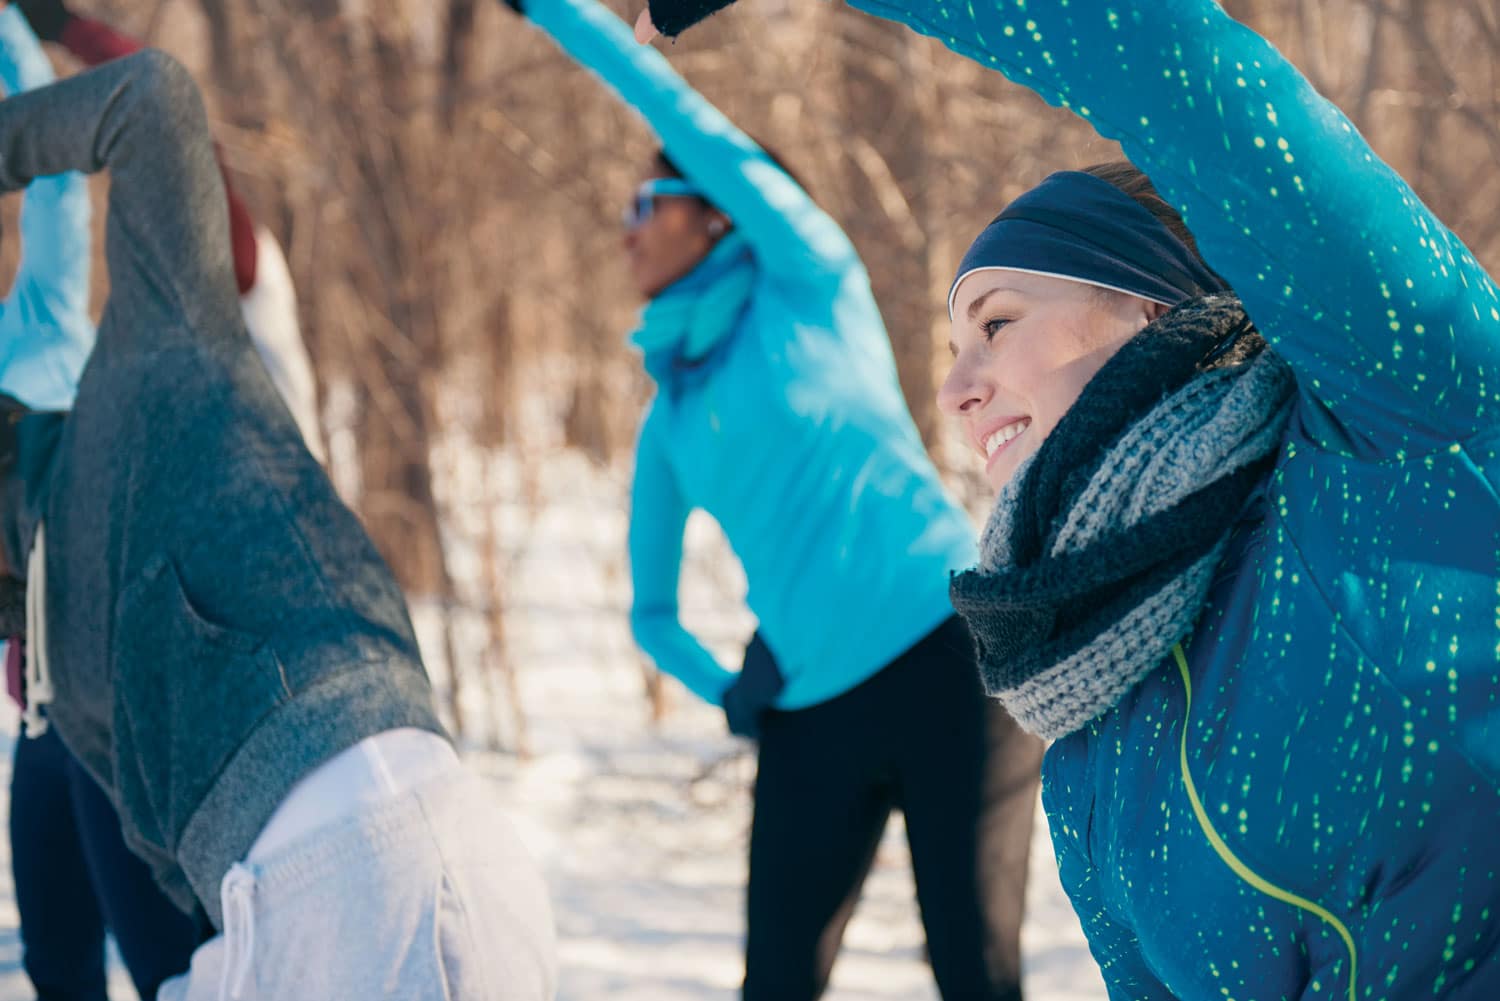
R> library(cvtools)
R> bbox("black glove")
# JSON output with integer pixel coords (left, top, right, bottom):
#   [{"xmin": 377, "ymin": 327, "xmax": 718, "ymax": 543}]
[
  {"xmin": 15, "ymin": 0, "xmax": 73, "ymax": 42},
  {"xmin": 723, "ymin": 631, "xmax": 784, "ymax": 740},
  {"xmin": 646, "ymin": 0, "xmax": 739, "ymax": 39}
]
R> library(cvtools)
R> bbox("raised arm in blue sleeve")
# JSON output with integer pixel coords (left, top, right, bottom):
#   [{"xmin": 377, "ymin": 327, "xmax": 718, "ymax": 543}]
[
  {"xmin": 0, "ymin": 3, "xmax": 92, "ymax": 396},
  {"xmin": 0, "ymin": 5, "xmax": 58, "ymax": 125},
  {"xmin": 628, "ymin": 409, "xmax": 737, "ymax": 706},
  {"xmin": 846, "ymin": 0, "xmax": 1500, "ymax": 456},
  {"xmin": 526, "ymin": 0, "xmax": 857, "ymax": 283}
]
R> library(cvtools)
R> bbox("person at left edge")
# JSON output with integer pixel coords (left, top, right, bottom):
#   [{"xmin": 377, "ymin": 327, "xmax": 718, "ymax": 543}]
[
  {"xmin": 0, "ymin": 9, "xmax": 201, "ymax": 998},
  {"xmin": 17, "ymin": 0, "xmax": 328, "ymax": 463},
  {"xmin": 0, "ymin": 49, "xmax": 557, "ymax": 1000}
]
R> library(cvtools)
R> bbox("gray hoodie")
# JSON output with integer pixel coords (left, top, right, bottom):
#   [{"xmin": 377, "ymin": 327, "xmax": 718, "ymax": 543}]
[{"xmin": 0, "ymin": 51, "xmax": 445, "ymax": 929}]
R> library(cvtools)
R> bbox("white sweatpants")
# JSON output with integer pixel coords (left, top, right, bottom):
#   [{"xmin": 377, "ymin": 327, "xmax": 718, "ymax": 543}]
[{"xmin": 159, "ymin": 765, "xmax": 556, "ymax": 1001}]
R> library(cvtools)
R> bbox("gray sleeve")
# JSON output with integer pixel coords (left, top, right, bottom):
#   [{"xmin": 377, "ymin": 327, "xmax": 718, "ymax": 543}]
[{"xmin": 0, "ymin": 49, "xmax": 239, "ymax": 340}]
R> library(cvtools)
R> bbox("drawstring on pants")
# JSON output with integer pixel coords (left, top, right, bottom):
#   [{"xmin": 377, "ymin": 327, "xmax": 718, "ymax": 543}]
[
  {"xmin": 219, "ymin": 863, "xmax": 258, "ymax": 1001},
  {"xmin": 22, "ymin": 522, "xmax": 50, "ymax": 738}
]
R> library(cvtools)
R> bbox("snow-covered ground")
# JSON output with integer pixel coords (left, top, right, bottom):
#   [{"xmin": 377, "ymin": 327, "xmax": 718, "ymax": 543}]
[
  {"xmin": 0, "ymin": 448, "xmax": 1107, "ymax": 999},
  {"xmin": 475, "ymin": 673, "xmax": 1108, "ymax": 1001},
  {"xmin": 0, "ymin": 703, "xmax": 1105, "ymax": 1001}
]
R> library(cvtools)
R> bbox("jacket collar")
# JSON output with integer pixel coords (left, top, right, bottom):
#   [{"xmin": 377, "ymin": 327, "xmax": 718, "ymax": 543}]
[{"xmin": 630, "ymin": 232, "xmax": 755, "ymax": 384}]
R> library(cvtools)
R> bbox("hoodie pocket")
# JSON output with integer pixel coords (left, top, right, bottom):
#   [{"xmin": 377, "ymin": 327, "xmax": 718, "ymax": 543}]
[{"xmin": 110, "ymin": 553, "xmax": 292, "ymax": 855}]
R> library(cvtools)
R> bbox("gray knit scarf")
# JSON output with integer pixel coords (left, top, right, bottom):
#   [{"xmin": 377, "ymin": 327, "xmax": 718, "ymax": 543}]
[{"xmin": 949, "ymin": 296, "xmax": 1295, "ymax": 740}]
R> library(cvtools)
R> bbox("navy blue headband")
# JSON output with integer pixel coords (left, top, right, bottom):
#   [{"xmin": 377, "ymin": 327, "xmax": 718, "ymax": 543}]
[{"xmin": 948, "ymin": 171, "xmax": 1227, "ymax": 319}]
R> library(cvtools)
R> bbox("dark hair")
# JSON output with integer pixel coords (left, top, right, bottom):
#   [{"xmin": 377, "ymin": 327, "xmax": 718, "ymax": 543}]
[
  {"xmin": 655, "ymin": 139, "xmax": 810, "ymax": 211},
  {"xmin": 1081, "ymin": 159, "xmax": 1231, "ymax": 299},
  {"xmin": 1080, "ymin": 161, "xmax": 1204, "ymax": 262}
]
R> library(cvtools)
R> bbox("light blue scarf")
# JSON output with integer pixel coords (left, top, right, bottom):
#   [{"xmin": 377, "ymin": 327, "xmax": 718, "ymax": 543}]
[{"xmin": 630, "ymin": 232, "xmax": 756, "ymax": 385}]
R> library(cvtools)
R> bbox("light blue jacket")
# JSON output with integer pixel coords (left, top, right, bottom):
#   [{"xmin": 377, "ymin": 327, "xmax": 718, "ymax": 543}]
[
  {"xmin": 529, "ymin": 0, "xmax": 977, "ymax": 709},
  {"xmin": 847, "ymin": 0, "xmax": 1500, "ymax": 996},
  {"xmin": 0, "ymin": 5, "xmax": 92, "ymax": 411}
]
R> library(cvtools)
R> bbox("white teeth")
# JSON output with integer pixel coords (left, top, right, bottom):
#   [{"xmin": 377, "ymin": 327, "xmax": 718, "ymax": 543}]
[{"xmin": 983, "ymin": 419, "xmax": 1031, "ymax": 459}]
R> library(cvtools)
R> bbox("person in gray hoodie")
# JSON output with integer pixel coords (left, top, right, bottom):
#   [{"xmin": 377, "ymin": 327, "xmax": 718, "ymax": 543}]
[{"xmin": 0, "ymin": 47, "xmax": 556, "ymax": 1001}]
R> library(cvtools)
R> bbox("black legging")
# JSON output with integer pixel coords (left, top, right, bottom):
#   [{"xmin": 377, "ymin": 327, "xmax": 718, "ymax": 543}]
[
  {"xmin": 743, "ymin": 615, "xmax": 1044, "ymax": 1001},
  {"xmin": 10, "ymin": 726, "xmax": 200, "ymax": 1000}
]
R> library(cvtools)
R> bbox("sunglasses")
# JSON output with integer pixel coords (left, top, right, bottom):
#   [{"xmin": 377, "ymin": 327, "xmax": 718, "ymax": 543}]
[{"xmin": 623, "ymin": 178, "xmax": 702, "ymax": 230}]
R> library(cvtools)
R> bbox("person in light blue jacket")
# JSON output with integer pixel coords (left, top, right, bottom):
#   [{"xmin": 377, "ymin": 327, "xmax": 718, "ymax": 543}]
[
  {"xmin": 643, "ymin": 0, "xmax": 1500, "ymax": 997},
  {"xmin": 0, "ymin": 1, "xmax": 89, "ymax": 413},
  {"xmin": 519, "ymin": 0, "xmax": 1045, "ymax": 997}
]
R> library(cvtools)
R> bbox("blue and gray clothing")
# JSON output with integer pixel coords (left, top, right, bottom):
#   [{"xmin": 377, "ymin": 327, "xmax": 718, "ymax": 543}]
[
  {"xmin": 0, "ymin": 4, "xmax": 91, "ymax": 412},
  {"xmin": 528, "ymin": 0, "xmax": 977, "ymax": 710},
  {"xmin": 0, "ymin": 52, "xmax": 443, "ymax": 928},
  {"xmin": 844, "ymin": 0, "xmax": 1500, "ymax": 995},
  {"xmin": 0, "ymin": 23, "xmax": 199, "ymax": 996}
]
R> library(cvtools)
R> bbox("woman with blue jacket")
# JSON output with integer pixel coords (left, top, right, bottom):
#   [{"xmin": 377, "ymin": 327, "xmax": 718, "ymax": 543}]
[
  {"xmin": 643, "ymin": 0, "xmax": 1500, "ymax": 996},
  {"xmin": 520, "ymin": 0, "xmax": 1045, "ymax": 997},
  {"xmin": 0, "ymin": 4, "xmax": 90, "ymax": 414}
]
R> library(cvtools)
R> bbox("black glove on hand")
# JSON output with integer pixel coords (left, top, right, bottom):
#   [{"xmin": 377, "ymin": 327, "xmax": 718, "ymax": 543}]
[
  {"xmin": 16, "ymin": 0, "xmax": 72, "ymax": 42},
  {"xmin": 723, "ymin": 631, "xmax": 784, "ymax": 740},
  {"xmin": 646, "ymin": 0, "xmax": 739, "ymax": 39}
]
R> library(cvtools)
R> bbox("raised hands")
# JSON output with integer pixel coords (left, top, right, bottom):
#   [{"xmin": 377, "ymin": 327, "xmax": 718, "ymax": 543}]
[{"xmin": 633, "ymin": 8, "xmax": 656, "ymax": 42}]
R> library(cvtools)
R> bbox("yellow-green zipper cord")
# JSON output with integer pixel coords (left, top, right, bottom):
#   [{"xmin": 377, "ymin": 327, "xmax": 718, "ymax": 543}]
[{"xmin": 1171, "ymin": 643, "xmax": 1358, "ymax": 1001}]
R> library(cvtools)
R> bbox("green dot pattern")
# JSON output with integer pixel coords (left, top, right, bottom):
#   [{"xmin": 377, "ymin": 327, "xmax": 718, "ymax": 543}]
[{"xmin": 848, "ymin": 0, "xmax": 1500, "ymax": 995}]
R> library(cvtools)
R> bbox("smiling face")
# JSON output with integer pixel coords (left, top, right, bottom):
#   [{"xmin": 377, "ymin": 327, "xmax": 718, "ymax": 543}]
[{"xmin": 939, "ymin": 271, "xmax": 1168, "ymax": 493}]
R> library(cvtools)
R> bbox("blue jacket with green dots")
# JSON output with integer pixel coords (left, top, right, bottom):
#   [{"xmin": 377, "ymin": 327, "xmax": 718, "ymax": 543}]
[
  {"xmin": 836, "ymin": 0, "xmax": 1500, "ymax": 997},
  {"xmin": 527, "ymin": 0, "xmax": 978, "ymax": 711}
]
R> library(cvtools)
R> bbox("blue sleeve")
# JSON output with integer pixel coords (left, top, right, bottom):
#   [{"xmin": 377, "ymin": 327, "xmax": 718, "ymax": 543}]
[
  {"xmin": 628, "ymin": 410, "xmax": 737, "ymax": 706},
  {"xmin": 0, "ymin": 6, "xmax": 92, "ymax": 342},
  {"xmin": 0, "ymin": 6, "xmax": 53, "ymax": 97},
  {"xmin": 526, "ymin": 0, "xmax": 857, "ymax": 283},
  {"xmin": 847, "ymin": 0, "xmax": 1500, "ymax": 456},
  {"xmin": 1050, "ymin": 812, "xmax": 1176, "ymax": 1000}
]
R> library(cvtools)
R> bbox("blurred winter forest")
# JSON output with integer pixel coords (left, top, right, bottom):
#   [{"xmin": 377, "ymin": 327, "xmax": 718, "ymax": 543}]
[{"xmin": 13, "ymin": 0, "xmax": 1499, "ymax": 748}]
